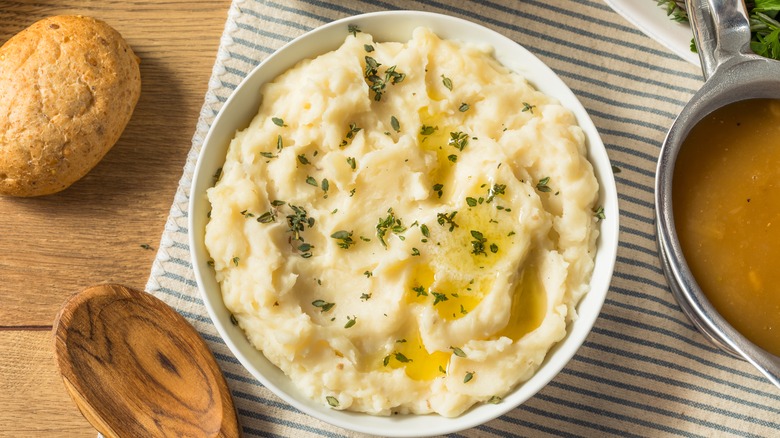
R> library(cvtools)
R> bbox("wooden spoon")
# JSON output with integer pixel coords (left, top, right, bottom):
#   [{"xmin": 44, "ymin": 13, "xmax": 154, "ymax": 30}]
[{"xmin": 53, "ymin": 283, "xmax": 240, "ymax": 437}]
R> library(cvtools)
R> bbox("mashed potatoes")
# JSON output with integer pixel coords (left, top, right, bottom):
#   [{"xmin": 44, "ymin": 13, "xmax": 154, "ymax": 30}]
[{"xmin": 206, "ymin": 27, "xmax": 600, "ymax": 417}]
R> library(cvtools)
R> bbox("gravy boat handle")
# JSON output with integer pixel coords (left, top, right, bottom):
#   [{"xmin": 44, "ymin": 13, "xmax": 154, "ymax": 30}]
[{"xmin": 687, "ymin": 0, "xmax": 752, "ymax": 79}]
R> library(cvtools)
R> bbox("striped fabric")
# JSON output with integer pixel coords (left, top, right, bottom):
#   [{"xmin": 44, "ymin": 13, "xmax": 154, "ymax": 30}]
[{"xmin": 145, "ymin": 0, "xmax": 780, "ymax": 436}]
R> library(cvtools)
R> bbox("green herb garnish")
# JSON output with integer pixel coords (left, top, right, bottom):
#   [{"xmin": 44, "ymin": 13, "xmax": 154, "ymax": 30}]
[
  {"xmin": 441, "ymin": 74, "xmax": 453, "ymax": 91},
  {"xmin": 536, "ymin": 177, "xmax": 552, "ymax": 193},
  {"xmin": 312, "ymin": 299, "xmax": 335, "ymax": 312},
  {"xmin": 470, "ymin": 230, "xmax": 487, "ymax": 256},
  {"xmin": 437, "ymin": 211, "xmax": 459, "ymax": 232},
  {"xmin": 330, "ymin": 230, "xmax": 355, "ymax": 249},
  {"xmin": 420, "ymin": 125, "xmax": 438, "ymax": 136},
  {"xmin": 450, "ymin": 346, "xmax": 466, "ymax": 357},
  {"xmin": 391, "ymin": 115, "xmax": 400, "ymax": 132},
  {"xmin": 376, "ymin": 208, "xmax": 405, "ymax": 248}
]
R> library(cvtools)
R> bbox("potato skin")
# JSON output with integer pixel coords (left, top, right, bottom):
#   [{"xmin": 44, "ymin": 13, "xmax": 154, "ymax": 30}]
[{"xmin": 0, "ymin": 15, "xmax": 141, "ymax": 197}]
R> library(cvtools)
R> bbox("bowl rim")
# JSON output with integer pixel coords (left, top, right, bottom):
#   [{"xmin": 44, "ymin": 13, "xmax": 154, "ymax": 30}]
[{"xmin": 189, "ymin": 10, "xmax": 619, "ymax": 436}]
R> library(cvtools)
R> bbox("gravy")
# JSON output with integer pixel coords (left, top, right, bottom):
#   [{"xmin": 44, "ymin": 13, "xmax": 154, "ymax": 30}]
[{"xmin": 674, "ymin": 99, "xmax": 780, "ymax": 357}]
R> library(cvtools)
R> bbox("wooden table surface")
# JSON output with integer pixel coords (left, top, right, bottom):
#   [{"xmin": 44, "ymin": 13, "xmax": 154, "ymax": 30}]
[{"xmin": 0, "ymin": 1, "xmax": 231, "ymax": 435}]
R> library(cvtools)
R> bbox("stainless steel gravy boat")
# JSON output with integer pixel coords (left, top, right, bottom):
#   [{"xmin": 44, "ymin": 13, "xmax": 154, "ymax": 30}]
[{"xmin": 655, "ymin": 0, "xmax": 780, "ymax": 389}]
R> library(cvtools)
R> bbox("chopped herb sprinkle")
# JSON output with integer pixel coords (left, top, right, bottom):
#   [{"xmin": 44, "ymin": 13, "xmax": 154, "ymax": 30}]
[
  {"xmin": 459, "ymin": 102, "xmax": 470, "ymax": 112},
  {"xmin": 391, "ymin": 115, "xmax": 401, "ymax": 132},
  {"xmin": 441, "ymin": 74, "xmax": 453, "ymax": 91},
  {"xmin": 536, "ymin": 177, "xmax": 552, "ymax": 193},
  {"xmin": 448, "ymin": 131, "xmax": 468, "ymax": 151},
  {"xmin": 330, "ymin": 230, "xmax": 355, "ymax": 249},
  {"xmin": 312, "ymin": 299, "xmax": 335, "ymax": 312},
  {"xmin": 450, "ymin": 346, "xmax": 466, "ymax": 357},
  {"xmin": 272, "ymin": 117, "xmax": 285, "ymax": 127}
]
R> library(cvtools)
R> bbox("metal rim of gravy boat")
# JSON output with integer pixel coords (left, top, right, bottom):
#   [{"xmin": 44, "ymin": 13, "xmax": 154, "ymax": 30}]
[{"xmin": 655, "ymin": 0, "xmax": 780, "ymax": 388}]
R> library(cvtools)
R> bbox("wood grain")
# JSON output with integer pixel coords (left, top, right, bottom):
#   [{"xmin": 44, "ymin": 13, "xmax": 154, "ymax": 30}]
[
  {"xmin": 0, "ymin": 0, "xmax": 230, "ymax": 326},
  {"xmin": 0, "ymin": 330, "xmax": 94, "ymax": 437},
  {"xmin": 53, "ymin": 284, "xmax": 239, "ymax": 437},
  {"xmin": 0, "ymin": 1, "xmax": 232, "ymax": 435}
]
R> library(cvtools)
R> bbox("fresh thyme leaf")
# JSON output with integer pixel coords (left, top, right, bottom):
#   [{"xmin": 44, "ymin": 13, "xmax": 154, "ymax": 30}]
[
  {"xmin": 522, "ymin": 102, "xmax": 536, "ymax": 114},
  {"xmin": 260, "ymin": 152, "xmax": 276, "ymax": 159},
  {"xmin": 363, "ymin": 56, "xmax": 405, "ymax": 101},
  {"xmin": 344, "ymin": 315, "xmax": 357, "ymax": 328},
  {"xmin": 432, "ymin": 183, "xmax": 444, "ymax": 198},
  {"xmin": 464, "ymin": 371, "xmax": 474, "ymax": 383},
  {"xmin": 413, "ymin": 285, "xmax": 428, "ymax": 297},
  {"xmin": 490, "ymin": 243, "xmax": 499, "ymax": 253},
  {"xmin": 347, "ymin": 156, "xmax": 356, "ymax": 169},
  {"xmin": 213, "ymin": 167, "xmax": 222, "ymax": 182},
  {"xmin": 321, "ymin": 178, "xmax": 329, "ymax": 194},
  {"xmin": 470, "ymin": 230, "xmax": 487, "ymax": 256},
  {"xmin": 312, "ymin": 300, "xmax": 335, "ymax": 313},
  {"xmin": 257, "ymin": 211, "xmax": 276, "ymax": 223},
  {"xmin": 487, "ymin": 395, "xmax": 502, "ymax": 404},
  {"xmin": 466, "ymin": 197, "xmax": 478, "ymax": 207},
  {"xmin": 297, "ymin": 154, "xmax": 310, "ymax": 165},
  {"xmin": 376, "ymin": 208, "xmax": 405, "ymax": 248},
  {"xmin": 360, "ymin": 292, "xmax": 372, "ymax": 301},
  {"xmin": 450, "ymin": 346, "xmax": 466, "ymax": 357},
  {"xmin": 437, "ymin": 211, "xmax": 459, "ymax": 232},
  {"xmin": 536, "ymin": 177, "xmax": 552, "ymax": 193},
  {"xmin": 439, "ymin": 365, "xmax": 447, "ymax": 374},
  {"xmin": 272, "ymin": 117, "xmax": 285, "ymax": 127},
  {"xmin": 411, "ymin": 247, "xmax": 420, "ymax": 256},
  {"xmin": 232, "ymin": 256, "xmax": 240, "ymax": 266},
  {"xmin": 441, "ymin": 74, "xmax": 453, "ymax": 91},
  {"xmin": 330, "ymin": 230, "xmax": 355, "ymax": 249},
  {"xmin": 391, "ymin": 115, "xmax": 400, "ymax": 132},
  {"xmin": 594, "ymin": 206, "xmax": 606, "ymax": 221},
  {"xmin": 364, "ymin": 270, "xmax": 373, "ymax": 278},
  {"xmin": 448, "ymin": 131, "xmax": 468, "ymax": 151},
  {"xmin": 611, "ymin": 165, "xmax": 621, "ymax": 174},
  {"xmin": 230, "ymin": 313, "xmax": 239, "ymax": 326},
  {"xmin": 286, "ymin": 204, "xmax": 314, "ymax": 243},
  {"xmin": 364, "ymin": 44, "xmax": 374, "ymax": 52},
  {"xmin": 448, "ymin": 154, "xmax": 458, "ymax": 163},
  {"xmin": 326, "ymin": 395, "xmax": 340, "ymax": 407},
  {"xmin": 348, "ymin": 24, "xmax": 360, "ymax": 37},
  {"xmin": 420, "ymin": 125, "xmax": 438, "ymax": 136},
  {"xmin": 486, "ymin": 183, "xmax": 506, "ymax": 203},
  {"xmin": 432, "ymin": 291, "xmax": 448, "ymax": 305},
  {"xmin": 271, "ymin": 199, "xmax": 286, "ymax": 207},
  {"xmin": 140, "ymin": 243, "xmax": 153, "ymax": 250},
  {"xmin": 394, "ymin": 352, "xmax": 412, "ymax": 363},
  {"xmin": 459, "ymin": 102, "xmax": 470, "ymax": 112},
  {"xmin": 420, "ymin": 224, "xmax": 430, "ymax": 238},
  {"xmin": 306, "ymin": 176, "xmax": 318, "ymax": 187},
  {"xmin": 277, "ymin": 134, "xmax": 283, "ymax": 151},
  {"xmin": 383, "ymin": 355, "xmax": 391, "ymax": 367},
  {"xmin": 346, "ymin": 123, "xmax": 361, "ymax": 140}
]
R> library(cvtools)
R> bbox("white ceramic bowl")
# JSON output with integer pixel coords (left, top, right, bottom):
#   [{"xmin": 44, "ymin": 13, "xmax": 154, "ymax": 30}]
[{"xmin": 189, "ymin": 11, "xmax": 619, "ymax": 437}]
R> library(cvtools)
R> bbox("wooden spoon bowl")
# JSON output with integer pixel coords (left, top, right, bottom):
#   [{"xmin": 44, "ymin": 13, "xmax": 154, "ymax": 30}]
[{"xmin": 53, "ymin": 283, "xmax": 240, "ymax": 437}]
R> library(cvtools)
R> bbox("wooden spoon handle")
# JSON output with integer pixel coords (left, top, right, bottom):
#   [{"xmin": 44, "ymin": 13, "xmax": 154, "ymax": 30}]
[{"xmin": 53, "ymin": 284, "xmax": 240, "ymax": 437}]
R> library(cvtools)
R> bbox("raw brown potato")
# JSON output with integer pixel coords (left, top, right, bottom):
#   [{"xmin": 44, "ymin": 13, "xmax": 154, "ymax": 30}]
[{"xmin": 0, "ymin": 15, "xmax": 141, "ymax": 197}]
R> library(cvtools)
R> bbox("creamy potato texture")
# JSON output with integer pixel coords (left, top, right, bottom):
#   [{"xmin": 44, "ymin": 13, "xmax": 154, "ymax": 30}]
[{"xmin": 206, "ymin": 27, "xmax": 600, "ymax": 417}]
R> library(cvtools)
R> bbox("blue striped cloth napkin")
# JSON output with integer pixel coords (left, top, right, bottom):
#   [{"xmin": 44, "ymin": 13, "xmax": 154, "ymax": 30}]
[{"xmin": 146, "ymin": 0, "xmax": 780, "ymax": 436}]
